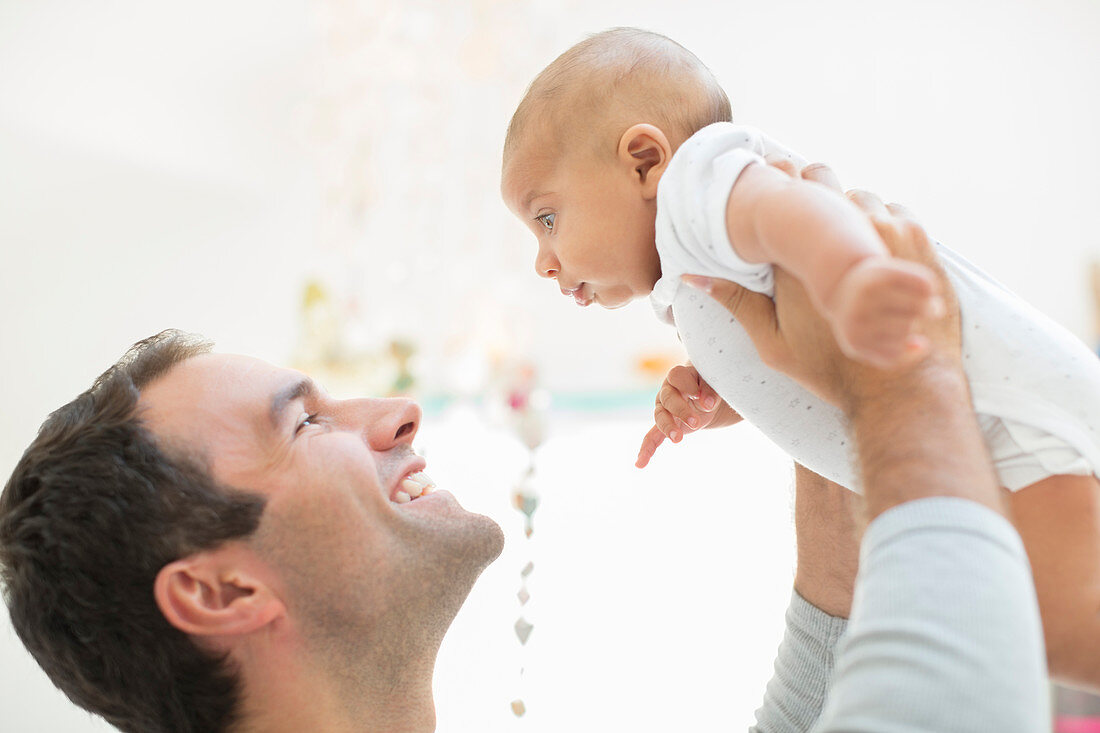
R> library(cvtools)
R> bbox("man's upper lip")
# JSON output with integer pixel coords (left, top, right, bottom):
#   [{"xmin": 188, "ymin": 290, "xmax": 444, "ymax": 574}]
[{"xmin": 390, "ymin": 457, "xmax": 427, "ymax": 501}]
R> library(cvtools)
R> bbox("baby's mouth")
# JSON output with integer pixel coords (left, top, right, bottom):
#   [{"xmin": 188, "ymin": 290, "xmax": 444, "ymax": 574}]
[
  {"xmin": 392, "ymin": 471, "xmax": 435, "ymax": 504},
  {"xmin": 562, "ymin": 284, "xmax": 592, "ymax": 307}
]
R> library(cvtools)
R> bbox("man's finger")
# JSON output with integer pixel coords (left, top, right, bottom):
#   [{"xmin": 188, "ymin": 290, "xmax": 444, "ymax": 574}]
[
  {"xmin": 886, "ymin": 202, "xmax": 917, "ymax": 221},
  {"xmin": 766, "ymin": 156, "xmax": 798, "ymax": 177},
  {"xmin": 636, "ymin": 425, "xmax": 665, "ymax": 468},
  {"xmin": 847, "ymin": 189, "xmax": 889, "ymax": 218},
  {"xmin": 802, "ymin": 163, "xmax": 842, "ymax": 192},
  {"xmin": 867, "ymin": 218, "xmax": 938, "ymax": 272}
]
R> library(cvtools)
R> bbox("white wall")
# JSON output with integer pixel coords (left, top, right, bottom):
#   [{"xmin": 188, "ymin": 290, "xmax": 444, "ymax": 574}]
[{"xmin": 1, "ymin": 0, "xmax": 1098, "ymax": 730}]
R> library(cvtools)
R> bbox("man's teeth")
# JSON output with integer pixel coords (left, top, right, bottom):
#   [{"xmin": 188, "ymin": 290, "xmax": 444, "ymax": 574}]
[
  {"xmin": 395, "ymin": 472, "xmax": 434, "ymax": 503},
  {"xmin": 401, "ymin": 478, "xmax": 425, "ymax": 498}
]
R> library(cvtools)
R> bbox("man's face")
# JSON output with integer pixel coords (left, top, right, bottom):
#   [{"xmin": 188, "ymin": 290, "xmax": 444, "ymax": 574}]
[
  {"xmin": 140, "ymin": 353, "xmax": 503, "ymax": 654},
  {"xmin": 501, "ymin": 139, "xmax": 662, "ymax": 310}
]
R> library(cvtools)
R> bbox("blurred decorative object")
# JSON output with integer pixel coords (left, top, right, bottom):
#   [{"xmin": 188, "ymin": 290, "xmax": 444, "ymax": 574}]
[
  {"xmin": 512, "ymin": 470, "xmax": 539, "ymax": 539},
  {"xmin": 500, "ymin": 359, "xmax": 548, "ymax": 719},
  {"xmin": 387, "ymin": 339, "xmax": 417, "ymax": 395},
  {"xmin": 303, "ymin": 0, "xmax": 580, "ymax": 402},
  {"xmin": 635, "ymin": 349, "xmax": 689, "ymax": 385},
  {"xmin": 513, "ymin": 617, "xmax": 534, "ymax": 645},
  {"xmin": 291, "ymin": 279, "xmax": 420, "ymax": 397}
]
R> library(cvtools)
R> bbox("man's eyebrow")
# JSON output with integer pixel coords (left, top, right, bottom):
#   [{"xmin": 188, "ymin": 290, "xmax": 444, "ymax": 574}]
[{"xmin": 269, "ymin": 377, "xmax": 317, "ymax": 430}]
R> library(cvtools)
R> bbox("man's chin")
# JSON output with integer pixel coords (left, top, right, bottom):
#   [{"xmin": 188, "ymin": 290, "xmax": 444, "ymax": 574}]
[
  {"xmin": 452, "ymin": 507, "xmax": 505, "ymax": 570},
  {"xmin": 408, "ymin": 490, "xmax": 504, "ymax": 567},
  {"xmin": 478, "ymin": 514, "xmax": 505, "ymax": 565}
]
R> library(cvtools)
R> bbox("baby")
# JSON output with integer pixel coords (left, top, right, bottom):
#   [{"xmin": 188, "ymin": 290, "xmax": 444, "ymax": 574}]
[{"xmin": 501, "ymin": 28, "xmax": 1100, "ymax": 687}]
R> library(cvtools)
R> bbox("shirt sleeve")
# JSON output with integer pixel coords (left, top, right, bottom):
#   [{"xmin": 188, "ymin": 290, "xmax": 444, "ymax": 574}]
[
  {"xmin": 751, "ymin": 590, "xmax": 849, "ymax": 733},
  {"xmin": 652, "ymin": 123, "xmax": 779, "ymax": 320},
  {"xmin": 812, "ymin": 497, "xmax": 1050, "ymax": 733}
]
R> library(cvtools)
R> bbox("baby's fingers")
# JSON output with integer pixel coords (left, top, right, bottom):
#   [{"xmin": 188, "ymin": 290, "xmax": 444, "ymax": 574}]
[
  {"xmin": 636, "ymin": 425, "xmax": 666, "ymax": 468},
  {"xmin": 653, "ymin": 402, "xmax": 686, "ymax": 443},
  {"xmin": 658, "ymin": 380, "xmax": 703, "ymax": 430},
  {"xmin": 666, "ymin": 365, "xmax": 719, "ymax": 412},
  {"xmin": 665, "ymin": 364, "xmax": 703, "ymax": 398}
]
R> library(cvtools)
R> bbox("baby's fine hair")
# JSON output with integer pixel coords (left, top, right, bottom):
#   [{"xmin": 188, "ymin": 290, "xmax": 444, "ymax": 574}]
[{"xmin": 504, "ymin": 28, "xmax": 731, "ymax": 163}]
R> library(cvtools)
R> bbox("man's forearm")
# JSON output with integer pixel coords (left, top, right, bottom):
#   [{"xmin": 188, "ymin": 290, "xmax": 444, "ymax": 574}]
[
  {"xmin": 818, "ymin": 357, "xmax": 1049, "ymax": 731},
  {"xmin": 847, "ymin": 356, "xmax": 1003, "ymax": 520},
  {"xmin": 792, "ymin": 464, "xmax": 861, "ymax": 618}
]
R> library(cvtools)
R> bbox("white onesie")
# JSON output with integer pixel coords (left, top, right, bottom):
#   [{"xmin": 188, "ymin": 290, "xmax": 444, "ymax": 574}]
[{"xmin": 651, "ymin": 122, "xmax": 1100, "ymax": 491}]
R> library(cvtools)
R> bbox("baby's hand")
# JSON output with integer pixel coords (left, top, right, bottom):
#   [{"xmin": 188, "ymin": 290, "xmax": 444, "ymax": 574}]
[
  {"xmin": 635, "ymin": 364, "xmax": 742, "ymax": 468},
  {"xmin": 827, "ymin": 256, "xmax": 945, "ymax": 369}
]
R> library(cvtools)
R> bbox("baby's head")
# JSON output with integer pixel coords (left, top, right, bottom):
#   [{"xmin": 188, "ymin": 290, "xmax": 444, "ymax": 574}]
[{"xmin": 501, "ymin": 28, "xmax": 730, "ymax": 309}]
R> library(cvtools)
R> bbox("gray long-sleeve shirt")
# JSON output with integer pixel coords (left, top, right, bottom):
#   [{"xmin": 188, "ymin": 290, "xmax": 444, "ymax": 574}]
[{"xmin": 753, "ymin": 497, "xmax": 1050, "ymax": 732}]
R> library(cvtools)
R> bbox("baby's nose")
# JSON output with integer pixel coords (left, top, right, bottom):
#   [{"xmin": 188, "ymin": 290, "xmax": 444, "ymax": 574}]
[{"xmin": 535, "ymin": 251, "xmax": 559, "ymax": 279}]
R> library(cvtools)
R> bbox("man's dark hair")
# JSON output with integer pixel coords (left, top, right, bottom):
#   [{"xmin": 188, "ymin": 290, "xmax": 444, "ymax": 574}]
[{"xmin": 0, "ymin": 330, "xmax": 268, "ymax": 733}]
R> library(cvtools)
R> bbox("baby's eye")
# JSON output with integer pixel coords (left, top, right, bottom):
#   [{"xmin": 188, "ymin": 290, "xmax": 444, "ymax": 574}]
[{"xmin": 536, "ymin": 212, "xmax": 556, "ymax": 232}]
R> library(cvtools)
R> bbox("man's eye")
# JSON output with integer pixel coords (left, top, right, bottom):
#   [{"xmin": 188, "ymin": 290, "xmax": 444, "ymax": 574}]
[
  {"xmin": 536, "ymin": 213, "xmax": 555, "ymax": 232},
  {"xmin": 296, "ymin": 413, "xmax": 319, "ymax": 434}
]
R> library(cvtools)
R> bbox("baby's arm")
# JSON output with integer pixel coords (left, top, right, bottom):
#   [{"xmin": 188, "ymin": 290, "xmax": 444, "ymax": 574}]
[{"xmin": 726, "ymin": 163, "xmax": 941, "ymax": 367}]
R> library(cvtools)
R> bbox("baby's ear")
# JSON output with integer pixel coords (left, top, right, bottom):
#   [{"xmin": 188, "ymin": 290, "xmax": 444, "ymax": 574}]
[{"xmin": 618, "ymin": 124, "xmax": 672, "ymax": 199}]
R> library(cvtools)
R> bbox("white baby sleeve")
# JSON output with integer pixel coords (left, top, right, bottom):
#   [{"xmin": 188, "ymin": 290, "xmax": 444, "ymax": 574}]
[{"xmin": 651, "ymin": 123, "xmax": 782, "ymax": 320}]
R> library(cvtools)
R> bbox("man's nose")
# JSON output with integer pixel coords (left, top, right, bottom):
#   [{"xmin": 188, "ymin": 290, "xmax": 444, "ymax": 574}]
[
  {"xmin": 535, "ymin": 248, "xmax": 559, "ymax": 279},
  {"xmin": 347, "ymin": 398, "xmax": 422, "ymax": 450}
]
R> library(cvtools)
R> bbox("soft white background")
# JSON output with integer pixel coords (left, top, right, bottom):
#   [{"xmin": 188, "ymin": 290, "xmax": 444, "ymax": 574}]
[{"xmin": 1, "ymin": 0, "xmax": 1098, "ymax": 730}]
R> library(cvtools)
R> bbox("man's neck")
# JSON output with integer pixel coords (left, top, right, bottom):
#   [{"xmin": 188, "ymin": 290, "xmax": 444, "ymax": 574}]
[{"xmin": 233, "ymin": 637, "xmax": 438, "ymax": 733}]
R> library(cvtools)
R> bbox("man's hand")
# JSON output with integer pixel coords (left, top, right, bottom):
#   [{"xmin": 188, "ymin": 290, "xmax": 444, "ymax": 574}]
[
  {"xmin": 682, "ymin": 186, "xmax": 961, "ymax": 412},
  {"xmin": 635, "ymin": 364, "xmax": 742, "ymax": 469}
]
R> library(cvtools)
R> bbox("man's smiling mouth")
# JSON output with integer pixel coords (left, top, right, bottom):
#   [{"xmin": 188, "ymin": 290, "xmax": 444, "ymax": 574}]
[{"xmin": 393, "ymin": 471, "xmax": 435, "ymax": 504}]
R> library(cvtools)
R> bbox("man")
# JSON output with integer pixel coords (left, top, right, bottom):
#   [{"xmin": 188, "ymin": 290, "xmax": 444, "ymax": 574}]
[
  {"xmin": 1, "ymin": 180, "xmax": 1047, "ymax": 731},
  {"xmin": 0, "ymin": 333, "xmax": 505, "ymax": 732}
]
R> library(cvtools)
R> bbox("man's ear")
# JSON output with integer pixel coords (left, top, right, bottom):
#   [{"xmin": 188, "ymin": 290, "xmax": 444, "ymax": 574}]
[
  {"xmin": 617, "ymin": 123, "xmax": 672, "ymax": 200},
  {"xmin": 154, "ymin": 546, "xmax": 284, "ymax": 638}
]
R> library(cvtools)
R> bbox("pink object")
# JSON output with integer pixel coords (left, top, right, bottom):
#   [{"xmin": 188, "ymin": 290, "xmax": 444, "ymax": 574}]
[{"xmin": 1055, "ymin": 716, "xmax": 1100, "ymax": 733}]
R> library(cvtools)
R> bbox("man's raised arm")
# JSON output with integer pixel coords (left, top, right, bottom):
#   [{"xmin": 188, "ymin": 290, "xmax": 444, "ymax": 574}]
[{"xmin": 690, "ymin": 180, "xmax": 1049, "ymax": 732}]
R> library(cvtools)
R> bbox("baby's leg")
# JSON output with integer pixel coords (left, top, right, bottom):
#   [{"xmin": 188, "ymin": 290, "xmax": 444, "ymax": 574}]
[{"xmin": 1009, "ymin": 472, "xmax": 1100, "ymax": 689}]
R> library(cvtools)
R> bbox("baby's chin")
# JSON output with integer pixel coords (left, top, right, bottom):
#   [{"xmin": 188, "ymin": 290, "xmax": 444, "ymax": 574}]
[{"xmin": 596, "ymin": 287, "xmax": 652, "ymax": 310}]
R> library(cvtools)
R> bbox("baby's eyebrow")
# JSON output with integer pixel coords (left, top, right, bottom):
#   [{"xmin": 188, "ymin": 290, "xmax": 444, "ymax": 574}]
[{"xmin": 524, "ymin": 190, "xmax": 550, "ymax": 210}]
